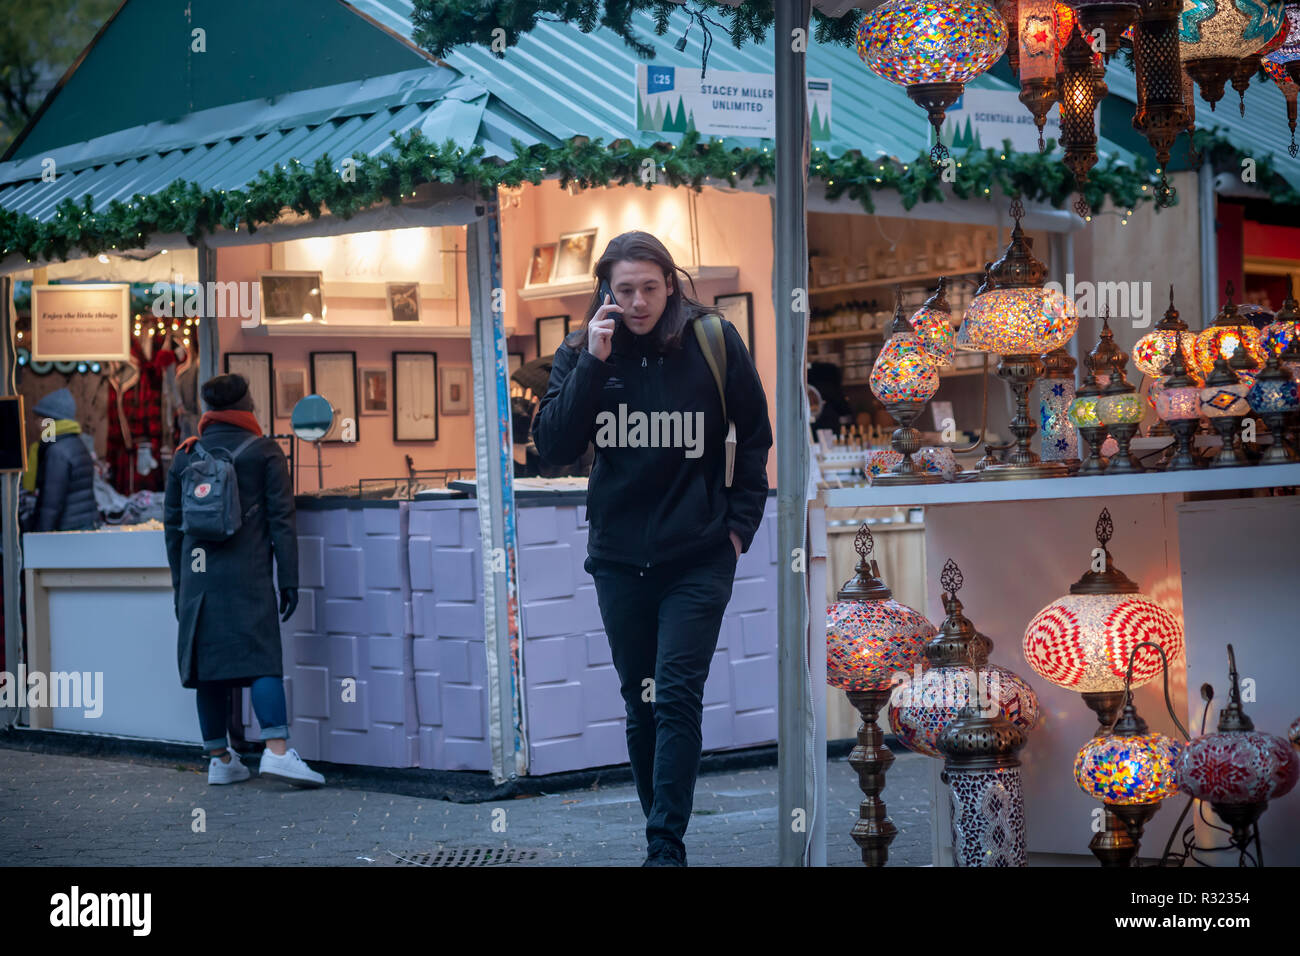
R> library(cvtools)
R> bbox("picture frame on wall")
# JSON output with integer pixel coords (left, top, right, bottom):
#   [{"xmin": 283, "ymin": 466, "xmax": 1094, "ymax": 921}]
[
  {"xmin": 441, "ymin": 367, "xmax": 471, "ymax": 416},
  {"xmin": 359, "ymin": 367, "xmax": 391, "ymax": 416},
  {"xmin": 224, "ymin": 352, "xmax": 274, "ymax": 436},
  {"xmin": 535, "ymin": 314, "xmax": 570, "ymax": 359},
  {"xmin": 386, "ymin": 282, "xmax": 421, "ymax": 323},
  {"xmin": 260, "ymin": 271, "xmax": 325, "ymax": 323},
  {"xmin": 276, "ymin": 368, "xmax": 307, "ymax": 415},
  {"xmin": 714, "ymin": 292, "xmax": 755, "ymax": 358},
  {"xmin": 553, "ymin": 229, "xmax": 597, "ymax": 280},
  {"xmin": 393, "ymin": 351, "xmax": 439, "ymax": 442},
  {"xmin": 525, "ymin": 243, "xmax": 558, "ymax": 288},
  {"xmin": 309, "ymin": 351, "xmax": 357, "ymax": 443}
]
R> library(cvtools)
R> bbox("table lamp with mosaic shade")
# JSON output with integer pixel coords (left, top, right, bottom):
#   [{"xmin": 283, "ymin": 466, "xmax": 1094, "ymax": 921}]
[
  {"xmin": 869, "ymin": 286, "xmax": 943, "ymax": 485},
  {"xmin": 1068, "ymin": 317, "xmax": 1125, "ymax": 475},
  {"xmin": 1075, "ymin": 640, "xmax": 1186, "ymax": 866},
  {"xmin": 956, "ymin": 199, "xmax": 1079, "ymax": 479},
  {"xmin": 1022, "ymin": 508, "xmax": 1185, "ymax": 735},
  {"xmin": 1246, "ymin": 344, "xmax": 1300, "ymax": 464},
  {"xmin": 1095, "ymin": 325, "xmax": 1147, "ymax": 473},
  {"xmin": 1194, "ymin": 282, "xmax": 1267, "ymax": 382},
  {"xmin": 1134, "ymin": 287, "xmax": 1202, "ymax": 436},
  {"xmin": 827, "ymin": 524, "xmax": 936, "ymax": 866},
  {"xmin": 1179, "ymin": 645, "xmax": 1300, "ymax": 861},
  {"xmin": 1199, "ymin": 350, "xmax": 1253, "ymax": 468},
  {"xmin": 1152, "ymin": 331, "xmax": 1205, "ymax": 470}
]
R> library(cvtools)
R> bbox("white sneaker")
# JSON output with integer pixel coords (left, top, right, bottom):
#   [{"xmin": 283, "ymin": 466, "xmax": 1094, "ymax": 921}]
[
  {"xmin": 208, "ymin": 748, "xmax": 251, "ymax": 785},
  {"xmin": 258, "ymin": 747, "xmax": 325, "ymax": 788}
]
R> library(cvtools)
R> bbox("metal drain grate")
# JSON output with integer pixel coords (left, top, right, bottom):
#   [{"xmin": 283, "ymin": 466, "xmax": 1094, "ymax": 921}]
[{"xmin": 388, "ymin": 847, "xmax": 545, "ymax": 867}]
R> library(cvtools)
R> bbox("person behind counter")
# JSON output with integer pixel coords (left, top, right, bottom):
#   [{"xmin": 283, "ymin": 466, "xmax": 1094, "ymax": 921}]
[
  {"xmin": 533, "ymin": 230, "xmax": 773, "ymax": 867},
  {"xmin": 21, "ymin": 387, "xmax": 97, "ymax": 532},
  {"xmin": 163, "ymin": 373, "xmax": 324, "ymax": 789}
]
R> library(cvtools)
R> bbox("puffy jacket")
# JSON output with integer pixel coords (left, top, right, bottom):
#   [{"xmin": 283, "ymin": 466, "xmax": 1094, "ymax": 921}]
[
  {"xmin": 35, "ymin": 432, "xmax": 98, "ymax": 531},
  {"xmin": 533, "ymin": 312, "xmax": 772, "ymax": 568}
]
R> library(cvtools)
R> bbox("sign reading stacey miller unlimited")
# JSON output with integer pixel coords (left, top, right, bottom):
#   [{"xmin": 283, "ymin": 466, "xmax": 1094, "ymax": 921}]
[
  {"xmin": 636, "ymin": 64, "xmax": 832, "ymax": 141},
  {"xmin": 31, "ymin": 284, "xmax": 132, "ymax": 362}
]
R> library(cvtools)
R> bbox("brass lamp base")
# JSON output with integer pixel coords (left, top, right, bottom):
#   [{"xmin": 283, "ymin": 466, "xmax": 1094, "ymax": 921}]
[
  {"xmin": 1082, "ymin": 690, "xmax": 1127, "ymax": 735},
  {"xmin": 976, "ymin": 460, "xmax": 1070, "ymax": 480},
  {"xmin": 1212, "ymin": 800, "xmax": 1266, "ymax": 851},
  {"xmin": 875, "ymin": 401, "xmax": 943, "ymax": 485},
  {"xmin": 846, "ymin": 689, "xmax": 898, "ymax": 867},
  {"xmin": 1091, "ymin": 801, "xmax": 1160, "ymax": 867},
  {"xmin": 1260, "ymin": 412, "xmax": 1300, "ymax": 464},
  {"xmin": 977, "ymin": 354, "xmax": 1070, "ymax": 481},
  {"xmin": 1164, "ymin": 418, "xmax": 1202, "ymax": 471},
  {"xmin": 1209, "ymin": 417, "xmax": 1248, "ymax": 467},
  {"xmin": 1078, "ymin": 425, "xmax": 1111, "ymax": 475}
]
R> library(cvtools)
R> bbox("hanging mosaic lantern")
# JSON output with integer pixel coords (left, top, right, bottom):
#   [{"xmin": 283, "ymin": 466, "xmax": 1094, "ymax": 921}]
[
  {"xmin": 1022, "ymin": 509, "xmax": 1185, "ymax": 732},
  {"xmin": 1132, "ymin": 0, "xmax": 1189, "ymax": 206},
  {"xmin": 856, "ymin": 0, "xmax": 1008, "ymax": 163},
  {"xmin": 1075, "ymin": 0, "xmax": 1142, "ymax": 59},
  {"xmin": 827, "ymin": 524, "xmax": 935, "ymax": 866},
  {"xmin": 1263, "ymin": 57, "xmax": 1300, "ymax": 156},
  {"xmin": 1059, "ymin": 24, "xmax": 1103, "ymax": 217},
  {"xmin": 996, "ymin": 0, "xmax": 1022, "ymax": 74},
  {"xmin": 909, "ymin": 277, "xmax": 957, "ymax": 367},
  {"xmin": 1263, "ymin": 2, "xmax": 1300, "ymax": 86},
  {"xmin": 870, "ymin": 287, "xmax": 943, "ymax": 485},
  {"xmin": 1231, "ymin": 23, "xmax": 1288, "ymax": 116},
  {"xmin": 1181, "ymin": 0, "xmax": 1286, "ymax": 111},
  {"xmin": 1179, "ymin": 645, "xmax": 1300, "ymax": 853},
  {"xmin": 1019, "ymin": 0, "xmax": 1061, "ymax": 150},
  {"xmin": 889, "ymin": 560, "xmax": 1040, "ymax": 759}
]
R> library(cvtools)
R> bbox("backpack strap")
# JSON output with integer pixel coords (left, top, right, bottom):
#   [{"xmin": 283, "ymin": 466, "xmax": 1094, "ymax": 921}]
[
  {"xmin": 195, "ymin": 433, "xmax": 262, "ymax": 462},
  {"xmin": 692, "ymin": 314, "xmax": 728, "ymax": 421}
]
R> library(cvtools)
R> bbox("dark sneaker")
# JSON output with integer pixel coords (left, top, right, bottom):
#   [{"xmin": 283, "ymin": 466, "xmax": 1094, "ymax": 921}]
[{"xmin": 643, "ymin": 843, "xmax": 687, "ymax": 867}]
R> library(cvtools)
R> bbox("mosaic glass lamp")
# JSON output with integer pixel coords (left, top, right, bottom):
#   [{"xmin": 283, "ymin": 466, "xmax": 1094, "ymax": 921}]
[
  {"xmin": 1040, "ymin": 346, "xmax": 1081, "ymax": 470},
  {"xmin": 1247, "ymin": 348, "xmax": 1300, "ymax": 464},
  {"xmin": 957, "ymin": 200, "xmax": 1078, "ymax": 479},
  {"xmin": 1263, "ymin": 58, "xmax": 1300, "ymax": 156},
  {"xmin": 870, "ymin": 287, "xmax": 943, "ymax": 485},
  {"xmin": 1290, "ymin": 716, "xmax": 1300, "ymax": 752},
  {"xmin": 1199, "ymin": 353, "xmax": 1252, "ymax": 467},
  {"xmin": 1194, "ymin": 282, "xmax": 1267, "ymax": 379},
  {"xmin": 910, "ymin": 277, "xmax": 956, "ymax": 367},
  {"xmin": 1180, "ymin": 0, "xmax": 1286, "ymax": 110},
  {"xmin": 1261, "ymin": 280, "xmax": 1300, "ymax": 357},
  {"xmin": 1068, "ymin": 316, "xmax": 1124, "ymax": 474},
  {"xmin": 1134, "ymin": 286, "xmax": 1202, "ymax": 384},
  {"xmin": 1153, "ymin": 332, "xmax": 1205, "ymax": 470},
  {"xmin": 1095, "ymin": 346, "xmax": 1146, "ymax": 473},
  {"xmin": 1075, "ymin": 639, "xmax": 1185, "ymax": 866},
  {"xmin": 1228, "ymin": 22, "xmax": 1285, "ymax": 116},
  {"xmin": 1264, "ymin": 2, "xmax": 1300, "ymax": 85},
  {"xmin": 1022, "ymin": 509, "xmax": 1185, "ymax": 733},
  {"xmin": 827, "ymin": 524, "xmax": 936, "ymax": 866},
  {"xmin": 889, "ymin": 560, "xmax": 1040, "ymax": 760},
  {"xmin": 1179, "ymin": 645, "xmax": 1300, "ymax": 856},
  {"xmin": 856, "ymin": 0, "xmax": 1008, "ymax": 162},
  {"xmin": 1059, "ymin": 24, "xmax": 1104, "ymax": 217},
  {"xmin": 1019, "ymin": 0, "xmax": 1061, "ymax": 150}
]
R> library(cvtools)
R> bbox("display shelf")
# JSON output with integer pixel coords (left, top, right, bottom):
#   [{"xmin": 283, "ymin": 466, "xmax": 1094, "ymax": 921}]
[
  {"xmin": 517, "ymin": 264, "xmax": 738, "ymax": 301},
  {"xmin": 809, "ymin": 267, "xmax": 983, "ymax": 297},
  {"xmin": 821, "ymin": 462, "xmax": 1300, "ymax": 508},
  {"xmin": 245, "ymin": 323, "xmax": 494, "ymax": 338}
]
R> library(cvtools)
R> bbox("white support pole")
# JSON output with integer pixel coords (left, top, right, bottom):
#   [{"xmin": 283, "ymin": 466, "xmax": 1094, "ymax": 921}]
[
  {"xmin": 196, "ymin": 242, "xmax": 220, "ymax": 393},
  {"xmin": 1, "ymin": 276, "xmax": 20, "ymax": 730},
  {"xmin": 1199, "ymin": 159, "xmax": 1218, "ymax": 321}
]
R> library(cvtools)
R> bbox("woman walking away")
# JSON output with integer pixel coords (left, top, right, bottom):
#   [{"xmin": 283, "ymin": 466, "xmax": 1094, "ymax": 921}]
[
  {"xmin": 163, "ymin": 373, "xmax": 323, "ymax": 788},
  {"xmin": 533, "ymin": 231, "xmax": 773, "ymax": 866}
]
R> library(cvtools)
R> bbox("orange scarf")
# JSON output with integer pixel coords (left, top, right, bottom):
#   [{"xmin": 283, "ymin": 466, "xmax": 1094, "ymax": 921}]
[{"xmin": 177, "ymin": 410, "xmax": 263, "ymax": 454}]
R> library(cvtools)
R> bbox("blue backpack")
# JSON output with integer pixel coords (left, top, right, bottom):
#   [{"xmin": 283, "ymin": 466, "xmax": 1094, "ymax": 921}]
[{"xmin": 179, "ymin": 435, "xmax": 261, "ymax": 540}]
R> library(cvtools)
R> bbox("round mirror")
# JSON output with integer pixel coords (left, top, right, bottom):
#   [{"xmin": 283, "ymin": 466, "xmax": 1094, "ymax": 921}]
[{"xmin": 291, "ymin": 394, "xmax": 334, "ymax": 442}]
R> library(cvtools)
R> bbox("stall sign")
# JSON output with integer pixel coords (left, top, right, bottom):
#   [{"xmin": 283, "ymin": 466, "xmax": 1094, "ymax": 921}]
[
  {"xmin": 636, "ymin": 65, "xmax": 832, "ymax": 141},
  {"xmin": 31, "ymin": 284, "xmax": 131, "ymax": 362},
  {"xmin": 937, "ymin": 89, "xmax": 1089, "ymax": 155}
]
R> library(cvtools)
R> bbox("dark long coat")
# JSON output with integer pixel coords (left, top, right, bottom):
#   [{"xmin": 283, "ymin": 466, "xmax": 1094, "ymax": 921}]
[{"xmin": 163, "ymin": 422, "xmax": 298, "ymax": 688}]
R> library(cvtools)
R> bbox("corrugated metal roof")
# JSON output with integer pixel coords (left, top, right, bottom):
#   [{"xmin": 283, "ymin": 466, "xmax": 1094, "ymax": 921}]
[
  {"xmin": 347, "ymin": 1, "xmax": 1135, "ymax": 163},
  {"xmin": 0, "ymin": 65, "xmax": 559, "ymax": 220},
  {"xmin": 1104, "ymin": 63, "xmax": 1300, "ymax": 189}
]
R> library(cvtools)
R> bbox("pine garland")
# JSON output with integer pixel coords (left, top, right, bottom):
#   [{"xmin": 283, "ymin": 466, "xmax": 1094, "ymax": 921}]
[
  {"xmin": 408, "ymin": 0, "xmax": 862, "ymax": 61},
  {"xmin": 0, "ymin": 129, "xmax": 1165, "ymax": 265}
]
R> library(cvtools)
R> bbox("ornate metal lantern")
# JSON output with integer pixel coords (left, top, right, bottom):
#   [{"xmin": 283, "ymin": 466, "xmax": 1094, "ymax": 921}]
[
  {"xmin": 909, "ymin": 277, "xmax": 957, "ymax": 367},
  {"xmin": 1075, "ymin": 0, "xmax": 1141, "ymax": 59},
  {"xmin": 1231, "ymin": 23, "xmax": 1287, "ymax": 116},
  {"xmin": 1132, "ymin": 0, "xmax": 1189, "ymax": 206},
  {"xmin": 870, "ymin": 287, "xmax": 943, "ymax": 485},
  {"xmin": 1263, "ymin": 2, "xmax": 1300, "ymax": 86},
  {"xmin": 1059, "ymin": 24, "xmax": 1103, "ymax": 216},
  {"xmin": 1181, "ymin": 0, "xmax": 1286, "ymax": 111},
  {"xmin": 1153, "ymin": 333, "xmax": 1204, "ymax": 470},
  {"xmin": 1263, "ymin": 57, "xmax": 1300, "ymax": 156},
  {"xmin": 1018, "ymin": 0, "xmax": 1061, "ymax": 150},
  {"xmin": 1096, "ymin": 347, "xmax": 1145, "ymax": 473}
]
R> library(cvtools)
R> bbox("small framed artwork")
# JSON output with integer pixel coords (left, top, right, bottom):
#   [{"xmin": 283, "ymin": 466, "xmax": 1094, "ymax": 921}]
[
  {"xmin": 553, "ymin": 229, "xmax": 598, "ymax": 280},
  {"xmin": 224, "ymin": 352, "xmax": 274, "ymax": 435},
  {"xmin": 309, "ymin": 351, "xmax": 358, "ymax": 443},
  {"xmin": 714, "ymin": 292, "xmax": 755, "ymax": 358},
  {"xmin": 393, "ymin": 351, "xmax": 439, "ymax": 442},
  {"xmin": 525, "ymin": 243, "xmax": 558, "ymax": 288},
  {"xmin": 387, "ymin": 282, "xmax": 420, "ymax": 323},
  {"xmin": 260, "ymin": 271, "xmax": 325, "ymax": 323},
  {"xmin": 359, "ymin": 367, "xmax": 391, "ymax": 416},
  {"xmin": 535, "ymin": 314, "xmax": 570, "ymax": 359},
  {"xmin": 276, "ymin": 368, "xmax": 307, "ymax": 415},
  {"xmin": 442, "ymin": 367, "xmax": 471, "ymax": 416}
]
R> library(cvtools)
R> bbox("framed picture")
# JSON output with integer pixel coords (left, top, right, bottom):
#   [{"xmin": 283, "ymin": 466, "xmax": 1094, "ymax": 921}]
[
  {"xmin": 223, "ymin": 352, "xmax": 275, "ymax": 435},
  {"xmin": 714, "ymin": 292, "xmax": 755, "ymax": 358},
  {"xmin": 525, "ymin": 243, "xmax": 558, "ymax": 288},
  {"xmin": 393, "ymin": 351, "xmax": 439, "ymax": 442},
  {"xmin": 535, "ymin": 314, "xmax": 570, "ymax": 359},
  {"xmin": 309, "ymin": 351, "xmax": 357, "ymax": 443},
  {"xmin": 276, "ymin": 368, "xmax": 307, "ymax": 416},
  {"xmin": 359, "ymin": 367, "xmax": 391, "ymax": 416},
  {"xmin": 442, "ymin": 367, "xmax": 471, "ymax": 416},
  {"xmin": 260, "ymin": 271, "xmax": 325, "ymax": 323},
  {"xmin": 553, "ymin": 229, "xmax": 598, "ymax": 280},
  {"xmin": 387, "ymin": 282, "xmax": 420, "ymax": 323}
]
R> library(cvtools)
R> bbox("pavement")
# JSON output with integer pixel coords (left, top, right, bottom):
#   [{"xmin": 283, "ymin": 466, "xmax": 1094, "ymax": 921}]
[{"xmin": 0, "ymin": 741, "xmax": 934, "ymax": 867}]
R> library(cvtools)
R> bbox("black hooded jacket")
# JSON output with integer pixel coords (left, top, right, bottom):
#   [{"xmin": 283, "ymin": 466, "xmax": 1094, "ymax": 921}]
[{"xmin": 533, "ymin": 312, "xmax": 772, "ymax": 568}]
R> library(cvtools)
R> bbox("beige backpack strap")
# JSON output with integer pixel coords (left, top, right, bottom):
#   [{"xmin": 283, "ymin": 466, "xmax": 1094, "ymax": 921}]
[{"xmin": 692, "ymin": 314, "xmax": 727, "ymax": 421}]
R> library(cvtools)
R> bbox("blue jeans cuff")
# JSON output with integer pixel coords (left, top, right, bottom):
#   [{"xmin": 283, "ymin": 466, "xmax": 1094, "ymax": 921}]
[
  {"xmin": 202, "ymin": 736, "xmax": 229, "ymax": 752},
  {"xmin": 258, "ymin": 725, "xmax": 290, "ymax": 741}
]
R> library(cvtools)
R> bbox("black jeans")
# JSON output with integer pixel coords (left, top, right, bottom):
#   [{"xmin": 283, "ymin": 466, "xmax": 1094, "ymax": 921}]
[{"xmin": 584, "ymin": 537, "xmax": 738, "ymax": 856}]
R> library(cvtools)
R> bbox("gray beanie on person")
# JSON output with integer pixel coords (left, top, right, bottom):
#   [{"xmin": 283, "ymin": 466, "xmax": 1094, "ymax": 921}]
[{"xmin": 33, "ymin": 387, "xmax": 77, "ymax": 421}]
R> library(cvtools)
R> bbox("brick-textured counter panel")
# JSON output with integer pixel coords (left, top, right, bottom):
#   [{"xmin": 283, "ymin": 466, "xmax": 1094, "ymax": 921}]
[{"xmin": 517, "ymin": 500, "xmax": 779, "ymax": 775}]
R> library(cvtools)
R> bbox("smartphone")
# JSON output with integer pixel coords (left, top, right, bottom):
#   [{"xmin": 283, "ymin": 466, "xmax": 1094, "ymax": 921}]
[{"xmin": 597, "ymin": 280, "xmax": 620, "ymax": 325}]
